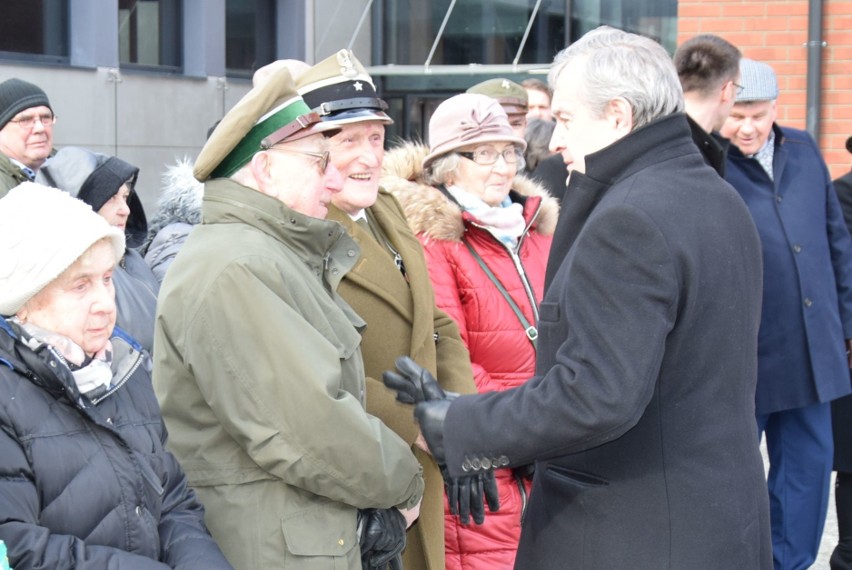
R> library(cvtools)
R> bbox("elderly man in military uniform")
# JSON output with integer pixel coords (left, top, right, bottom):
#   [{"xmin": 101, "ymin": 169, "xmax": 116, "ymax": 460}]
[{"xmin": 153, "ymin": 67, "xmax": 423, "ymax": 569}]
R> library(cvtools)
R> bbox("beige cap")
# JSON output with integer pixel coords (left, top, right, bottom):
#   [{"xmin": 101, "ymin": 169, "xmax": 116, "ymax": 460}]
[{"xmin": 194, "ymin": 67, "xmax": 340, "ymax": 182}]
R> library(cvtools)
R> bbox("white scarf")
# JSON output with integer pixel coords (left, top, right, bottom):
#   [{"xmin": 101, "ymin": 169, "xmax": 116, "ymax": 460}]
[
  {"xmin": 446, "ymin": 185, "xmax": 527, "ymax": 249},
  {"xmin": 12, "ymin": 318, "xmax": 113, "ymax": 397}
]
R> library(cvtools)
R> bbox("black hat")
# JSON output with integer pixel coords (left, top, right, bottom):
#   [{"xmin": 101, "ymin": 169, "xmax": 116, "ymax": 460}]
[
  {"xmin": 39, "ymin": 146, "xmax": 148, "ymax": 248},
  {"xmin": 0, "ymin": 78, "xmax": 52, "ymax": 130}
]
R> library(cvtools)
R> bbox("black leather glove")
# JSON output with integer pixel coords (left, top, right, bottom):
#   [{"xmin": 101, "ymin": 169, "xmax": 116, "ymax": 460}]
[
  {"xmin": 385, "ymin": 357, "xmax": 501, "ymax": 525},
  {"xmin": 382, "ymin": 356, "xmax": 447, "ymax": 404},
  {"xmin": 358, "ymin": 508, "xmax": 406, "ymax": 569},
  {"xmin": 414, "ymin": 398, "xmax": 451, "ymax": 464},
  {"xmin": 442, "ymin": 466, "xmax": 501, "ymax": 525}
]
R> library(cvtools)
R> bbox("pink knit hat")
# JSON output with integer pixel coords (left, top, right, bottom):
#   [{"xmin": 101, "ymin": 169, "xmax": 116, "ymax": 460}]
[{"xmin": 422, "ymin": 93, "xmax": 527, "ymax": 170}]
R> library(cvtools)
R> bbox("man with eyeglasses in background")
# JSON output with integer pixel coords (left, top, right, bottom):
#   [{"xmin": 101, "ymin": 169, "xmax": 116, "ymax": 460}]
[
  {"xmin": 0, "ymin": 78, "xmax": 55, "ymax": 196},
  {"xmin": 152, "ymin": 67, "xmax": 424, "ymax": 569},
  {"xmin": 673, "ymin": 34, "xmax": 742, "ymax": 177}
]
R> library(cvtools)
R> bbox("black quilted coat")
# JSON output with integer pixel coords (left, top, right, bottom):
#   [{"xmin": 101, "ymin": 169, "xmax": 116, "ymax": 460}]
[{"xmin": 0, "ymin": 319, "xmax": 232, "ymax": 569}]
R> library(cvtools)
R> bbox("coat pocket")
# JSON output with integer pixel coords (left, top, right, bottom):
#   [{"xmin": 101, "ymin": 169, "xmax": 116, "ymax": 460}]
[{"xmin": 281, "ymin": 501, "xmax": 358, "ymax": 567}]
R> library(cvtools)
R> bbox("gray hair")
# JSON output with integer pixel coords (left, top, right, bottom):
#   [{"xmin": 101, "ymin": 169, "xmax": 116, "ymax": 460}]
[
  {"xmin": 425, "ymin": 152, "xmax": 462, "ymax": 186},
  {"xmin": 548, "ymin": 26, "xmax": 684, "ymax": 130}
]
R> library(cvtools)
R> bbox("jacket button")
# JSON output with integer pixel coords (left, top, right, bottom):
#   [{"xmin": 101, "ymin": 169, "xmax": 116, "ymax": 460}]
[
  {"xmin": 106, "ymin": 417, "xmax": 113, "ymax": 425},
  {"xmin": 338, "ymin": 539, "xmax": 345, "ymax": 546},
  {"xmin": 804, "ymin": 298, "xmax": 813, "ymax": 307},
  {"xmin": 776, "ymin": 195, "xmax": 782, "ymax": 203},
  {"xmin": 498, "ymin": 455, "xmax": 509, "ymax": 466},
  {"xmin": 793, "ymin": 244, "xmax": 802, "ymax": 253},
  {"xmin": 481, "ymin": 458, "xmax": 492, "ymax": 469},
  {"xmin": 461, "ymin": 459, "xmax": 472, "ymax": 472},
  {"xmin": 332, "ymin": 268, "xmax": 339, "ymax": 275},
  {"xmin": 348, "ymin": 250, "xmax": 356, "ymax": 257},
  {"xmin": 135, "ymin": 505, "xmax": 143, "ymax": 516},
  {"xmin": 471, "ymin": 458, "xmax": 481, "ymax": 470}
]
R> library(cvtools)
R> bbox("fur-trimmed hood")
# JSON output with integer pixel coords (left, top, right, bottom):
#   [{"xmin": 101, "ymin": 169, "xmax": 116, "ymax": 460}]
[
  {"xmin": 381, "ymin": 141, "xmax": 559, "ymax": 242},
  {"xmin": 144, "ymin": 158, "xmax": 203, "ymax": 251}
]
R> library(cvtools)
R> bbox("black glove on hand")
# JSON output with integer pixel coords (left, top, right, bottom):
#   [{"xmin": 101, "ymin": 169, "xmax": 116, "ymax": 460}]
[
  {"xmin": 358, "ymin": 508, "xmax": 406, "ymax": 569},
  {"xmin": 414, "ymin": 398, "xmax": 451, "ymax": 464},
  {"xmin": 442, "ymin": 467, "xmax": 501, "ymax": 525},
  {"xmin": 382, "ymin": 356, "xmax": 446, "ymax": 404}
]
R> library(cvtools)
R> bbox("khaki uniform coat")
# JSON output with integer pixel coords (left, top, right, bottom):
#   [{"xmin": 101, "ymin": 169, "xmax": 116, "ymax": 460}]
[
  {"xmin": 153, "ymin": 179, "xmax": 424, "ymax": 570},
  {"xmin": 328, "ymin": 189, "xmax": 476, "ymax": 570}
]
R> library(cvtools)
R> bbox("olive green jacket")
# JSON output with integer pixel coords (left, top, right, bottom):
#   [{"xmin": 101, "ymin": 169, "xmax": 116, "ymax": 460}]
[
  {"xmin": 154, "ymin": 179, "xmax": 424, "ymax": 570},
  {"xmin": 0, "ymin": 153, "xmax": 31, "ymax": 197},
  {"xmin": 329, "ymin": 189, "xmax": 476, "ymax": 570}
]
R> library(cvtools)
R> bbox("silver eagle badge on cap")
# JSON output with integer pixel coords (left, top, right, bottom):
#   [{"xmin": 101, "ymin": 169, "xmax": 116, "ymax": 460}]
[{"xmin": 337, "ymin": 50, "xmax": 358, "ymax": 78}]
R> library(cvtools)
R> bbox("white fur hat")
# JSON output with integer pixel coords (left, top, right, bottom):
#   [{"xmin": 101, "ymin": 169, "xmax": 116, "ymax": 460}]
[{"xmin": 0, "ymin": 182, "xmax": 125, "ymax": 316}]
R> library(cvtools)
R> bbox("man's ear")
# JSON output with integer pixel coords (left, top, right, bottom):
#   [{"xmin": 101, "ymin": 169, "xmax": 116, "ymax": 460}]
[
  {"xmin": 607, "ymin": 97, "xmax": 634, "ymax": 135},
  {"xmin": 249, "ymin": 151, "xmax": 277, "ymax": 197}
]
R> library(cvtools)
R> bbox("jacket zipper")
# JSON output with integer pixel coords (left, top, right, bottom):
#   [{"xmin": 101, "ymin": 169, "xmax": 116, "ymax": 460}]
[{"xmin": 91, "ymin": 349, "xmax": 144, "ymax": 405}]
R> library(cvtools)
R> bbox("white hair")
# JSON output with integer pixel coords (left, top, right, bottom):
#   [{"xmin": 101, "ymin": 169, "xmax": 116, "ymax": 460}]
[{"xmin": 548, "ymin": 26, "xmax": 684, "ymax": 130}]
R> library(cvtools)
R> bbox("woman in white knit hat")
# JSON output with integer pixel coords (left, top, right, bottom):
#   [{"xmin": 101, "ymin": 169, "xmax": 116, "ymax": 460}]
[{"xmin": 0, "ymin": 183, "xmax": 232, "ymax": 570}]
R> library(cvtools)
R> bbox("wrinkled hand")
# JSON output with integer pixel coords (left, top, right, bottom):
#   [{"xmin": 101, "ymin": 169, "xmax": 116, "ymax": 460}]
[
  {"xmin": 442, "ymin": 466, "xmax": 501, "ymax": 525},
  {"xmin": 382, "ymin": 356, "xmax": 447, "ymax": 404},
  {"xmin": 358, "ymin": 508, "xmax": 406, "ymax": 569}
]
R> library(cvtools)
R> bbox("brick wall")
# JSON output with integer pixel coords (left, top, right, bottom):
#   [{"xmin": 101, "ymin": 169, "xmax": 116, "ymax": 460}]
[{"xmin": 678, "ymin": 0, "xmax": 852, "ymax": 180}]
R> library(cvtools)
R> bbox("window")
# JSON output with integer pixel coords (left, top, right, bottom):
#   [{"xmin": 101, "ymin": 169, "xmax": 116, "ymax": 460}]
[
  {"xmin": 119, "ymin": 0, "xmax": 181, "ymax": 69},
  {"xmin": 0, "ymin": 0, "xmax": 69, "ymax": 62},
  {"xmin": 380, "ymin": 0, "xmax": 567, "ymax": 66},
  {"xmin": 226, "ymin": 0, "xmax": 276, "ymax": 77},
  {"xmin": 571, "ymin": 0, "xmax": 678, "ymax": 53},
  {"xmin": 379, "ymin": 0, "xmax": 678, "ymax": 66}
]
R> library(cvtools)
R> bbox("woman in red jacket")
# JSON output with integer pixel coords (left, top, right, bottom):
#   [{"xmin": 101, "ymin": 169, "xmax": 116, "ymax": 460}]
[{"xmin": 381, "ymin": 93, "xmax": 559, "ymax": 570}]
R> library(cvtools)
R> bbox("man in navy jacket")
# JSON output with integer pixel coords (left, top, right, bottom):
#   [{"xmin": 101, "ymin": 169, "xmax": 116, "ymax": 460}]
[{"xmin": 722, "ymin": 58, "xmax": 852, "ymax": 570}]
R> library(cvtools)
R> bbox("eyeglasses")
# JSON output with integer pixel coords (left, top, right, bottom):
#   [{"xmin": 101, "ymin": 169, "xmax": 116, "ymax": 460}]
[
  {"xmin": 267, "ymin": 146, "xmax": 330, "ymax": 173},
  {"xmin": 8, "ymin": 112, "xmax": 56, "ymax": 130},
  {"xmin": 732, "ymin": 82, "xmax": 745, "ymax": 96},
  {"xmin": 458, "ymin": 147, "xmax": 523, "ymax": 167}
]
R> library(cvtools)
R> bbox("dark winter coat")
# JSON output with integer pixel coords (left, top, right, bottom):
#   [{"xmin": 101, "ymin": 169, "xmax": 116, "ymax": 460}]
[
  {"xmin": 439, "ymin": 114, "xmax": 772, "ymax": 569},
  {"xmin": 832, "ymin": 169, "xmax": 852, "ymax": 473},
  {"xmin": 0, "ymin": 320, "xmax": 231, "ymax": 569},
  {"xmin": 725, "ymin": 125, "xmax": 852, "ymax": 414}
]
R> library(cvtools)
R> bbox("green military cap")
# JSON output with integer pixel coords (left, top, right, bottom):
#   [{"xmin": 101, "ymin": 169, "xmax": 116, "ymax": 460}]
[
  {"xmin": 296, "ymin": 49, "xmax": 392, "ymax": 126},
  {"xmin": 466, "ymin": 78, "xmax": 529, "ymax": 115},
  {"xmin": 194, "ymin": 67, "xmax": 339, "ymax": 182}
]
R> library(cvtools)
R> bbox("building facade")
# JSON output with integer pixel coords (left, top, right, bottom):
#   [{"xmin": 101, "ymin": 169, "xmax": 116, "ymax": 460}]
[{"xmin": 0, "ymin": 0, "xmax": 848, "ymax": 210}]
